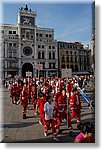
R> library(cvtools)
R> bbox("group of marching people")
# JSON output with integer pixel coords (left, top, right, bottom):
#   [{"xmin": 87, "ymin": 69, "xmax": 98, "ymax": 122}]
[{"xmin": 6, "ymin": 75, "xmax": 94, "ymax": 141}]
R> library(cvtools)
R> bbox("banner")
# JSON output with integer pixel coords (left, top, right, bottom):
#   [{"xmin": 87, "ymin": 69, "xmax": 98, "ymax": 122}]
[{"xmin": 61, "ymin": 68, "xmax": 72, "ymax": 78}]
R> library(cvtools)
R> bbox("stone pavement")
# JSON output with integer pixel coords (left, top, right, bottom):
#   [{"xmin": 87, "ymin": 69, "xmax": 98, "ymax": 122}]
[{"xmin": 0, "ymin": 87, "xmax": 95, "ymax": 143}]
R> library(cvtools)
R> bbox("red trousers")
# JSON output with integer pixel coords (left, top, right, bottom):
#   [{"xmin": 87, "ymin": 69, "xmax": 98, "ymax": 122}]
[
  {"xmin": 40, "ymin": 113, "xmax": 45, "ymax": 125},
  {"xmin": 70, "ymin": 108, "xmax": 81, "ymax": 124},
  {"xmin": 44, "ymin": 119, "xmax": 57, "ymax": 135},
  {"xmin": 57, "ymin": 111, "xmax": 72, "ymax": 128}
]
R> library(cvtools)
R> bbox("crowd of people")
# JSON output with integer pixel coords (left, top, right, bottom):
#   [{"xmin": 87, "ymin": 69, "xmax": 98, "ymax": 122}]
[{"xmin": 4, "ymin": 75, "xmax": 95, "ymax": 142}]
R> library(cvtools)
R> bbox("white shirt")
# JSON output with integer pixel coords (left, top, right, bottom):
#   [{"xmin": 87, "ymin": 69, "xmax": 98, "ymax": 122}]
[{"xmin": 44, "ymin": 101, "xmax": 54, "ymax": 120}]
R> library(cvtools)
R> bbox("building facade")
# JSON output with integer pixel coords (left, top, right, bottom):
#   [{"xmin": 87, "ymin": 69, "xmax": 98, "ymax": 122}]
[
  {"xmin": 0, "ymin": 4, "xmax": 58, "ymax": 79},
  {"xmin": 58, "ymin": 41, "xmax": 91, "ymax": 76}
]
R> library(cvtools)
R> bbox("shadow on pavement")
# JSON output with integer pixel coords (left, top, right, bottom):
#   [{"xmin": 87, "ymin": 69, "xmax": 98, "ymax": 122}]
[
  {"xmin": 1, "ymin": 133, "xmax": 77, "ymax": 143},
  {"xmin": 2, "ymin": 121, "xmax": 38, "ymax": 128}
]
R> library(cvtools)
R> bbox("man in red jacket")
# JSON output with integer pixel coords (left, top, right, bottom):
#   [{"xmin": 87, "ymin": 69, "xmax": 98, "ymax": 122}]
[
  {"xmin": 20, "ymin": 84, "xmax": 28, "ymax": 119},
  {"xmin": 69, "ymin": 88, "xmax": 81, "ymax": 129},
  {"xmin": 57, "ymin": 89, "xmax": 72, "ymax": 132}
]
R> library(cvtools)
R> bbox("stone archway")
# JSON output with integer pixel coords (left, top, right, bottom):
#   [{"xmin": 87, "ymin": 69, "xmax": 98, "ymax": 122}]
[{"xmin": 22, "ymin": 63, "xmax": 33, "ymax": 77}]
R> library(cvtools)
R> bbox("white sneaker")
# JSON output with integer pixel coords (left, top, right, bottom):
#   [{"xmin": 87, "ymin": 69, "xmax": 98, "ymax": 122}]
[{"xmin": 44, "ymin": 132, "xmax": 47, "ymax": 137}]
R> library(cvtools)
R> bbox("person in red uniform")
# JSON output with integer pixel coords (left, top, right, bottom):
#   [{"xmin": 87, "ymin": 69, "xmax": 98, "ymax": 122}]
[
  {"xmin": 66, "ymin": 81, "xmax": 72, "ymax": 99},
  {"xmin": 16, "ymin": 81, "xmax": 23, "ymax": 105},
  {"xmin": 69, "ymin": 88, "xmax": 81, "ymax": 129},
  {"xmin": 30, "ymin": 85, "xmax": 37, "ymax": 113},
  {"xmin": 60, "ymin": 80, "xmax": 64, "ymax": 90},
  {"xmin": 27, "ymin": 80, "xmax": 32, "ymax": 104},
  {"xmin": 57, "ymin": 89, "xmax": 72, "ymax": 132},
  {"xmin": 53, "ymin": 87, "xmax": 62, "ymax": 111},
  {"xmin": 20, "ymin": 84, "xmax": 29, "ymax": 119},
  {"xmin": 35, "ymin": 93, "xmax": 46, "ymax": 125},
  {"xmin": 17, "ymin": 81, "xmax": 23, "ymax": 95},
  {"xmin": 10, "ymin": 83, "xmax": 17, "ymax": 104}
]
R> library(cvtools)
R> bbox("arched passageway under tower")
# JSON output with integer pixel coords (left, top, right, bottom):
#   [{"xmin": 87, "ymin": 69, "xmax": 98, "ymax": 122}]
[{"xmin": 22, "ymin": 63, "xmax": 33, "ymax": 77}]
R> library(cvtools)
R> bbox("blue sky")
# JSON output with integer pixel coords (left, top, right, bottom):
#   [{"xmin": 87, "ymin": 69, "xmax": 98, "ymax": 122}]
[{"xmin": 1, "ymin": 1, "xmax": 92, "ymax": 46}]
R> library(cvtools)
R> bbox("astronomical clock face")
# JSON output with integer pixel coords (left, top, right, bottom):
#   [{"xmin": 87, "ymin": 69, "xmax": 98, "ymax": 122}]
[
  {"xmin": 21, "ymin": 16, "xmax": 34, "ymax": 26},
  {"xmin": 23, "ymin": 46, "xmax": 33, "ymax": 56}
]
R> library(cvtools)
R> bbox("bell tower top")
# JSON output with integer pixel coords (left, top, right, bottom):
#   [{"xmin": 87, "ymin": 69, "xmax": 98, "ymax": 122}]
[{"xmin": 17, "ymin": 3, "xmax": 37, "ymax": 26}]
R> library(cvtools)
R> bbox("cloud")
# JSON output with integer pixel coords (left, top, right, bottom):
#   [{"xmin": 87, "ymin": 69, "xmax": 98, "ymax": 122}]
[{"xmin": 59, "ymin": 25, "xmax": 91, "ymax": 38}]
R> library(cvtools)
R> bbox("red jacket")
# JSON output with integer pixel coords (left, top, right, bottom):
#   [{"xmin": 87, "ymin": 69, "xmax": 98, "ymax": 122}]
[
  {"xmin": 30, "ymin": 89, "xmax": 37, "ymax": 104},
  {"xmin": 37, "ymin": 97, "xmax": 46, "ymax": 114},
  {"xmin": 66, "ymin": 83, "xmax": 72, "ymax": 93},
  {"xmin": 10, "ymin": 85, "xmax": 17, "ymax": 96},
  {"xmin": 17, "ymin": 84, "xmax": 22, "ymax": 93},
  {"xmin": 20, "ymin": 90, "xmax": 28, "ymax": 106},
  {"xmin": 58, "ymin": 95, "xmax": 66, "ymax": 113},
  {"xmin": 69, "ymin": 93, "xmax": 80, "ymax": 109},
  {"xmin": 54, "ymin": 92, "xmax": 61, "ymax": 110}
]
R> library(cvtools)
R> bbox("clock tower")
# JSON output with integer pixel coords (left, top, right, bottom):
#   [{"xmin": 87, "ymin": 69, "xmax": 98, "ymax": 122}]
[
  {"xmin": 17, "ymin": 4, "xmax": 37, "ymax": 77},
  {"xmin": 18, "ymin": 4, "xmax": 37, "ymax": 26}
]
